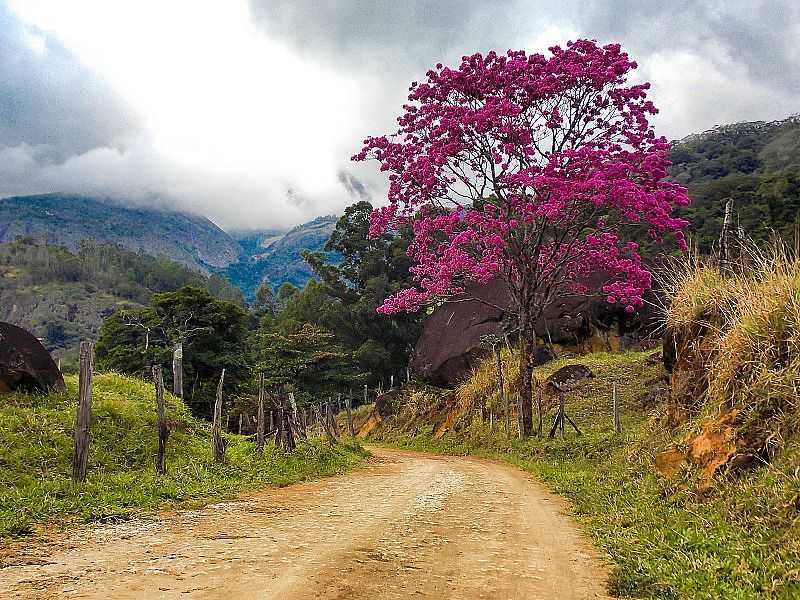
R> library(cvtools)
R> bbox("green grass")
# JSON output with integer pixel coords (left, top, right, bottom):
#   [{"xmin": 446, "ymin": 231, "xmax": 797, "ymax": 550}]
[
  {"xmin": 0, "ymin": 372, "xmax": 368, "ymax": 537},
  {"xmin": 373, "ymin": 352, "xmax": 800, "ymax": 599}
]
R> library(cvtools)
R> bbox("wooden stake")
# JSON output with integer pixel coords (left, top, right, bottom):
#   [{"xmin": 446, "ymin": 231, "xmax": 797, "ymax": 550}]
[
  {"xmin": 212, "ymin": 369, "xmax": 226, "ymax": 462},
  {"xmin": 71, "ymin": 341, "xmax": 93, "ymax": 483},
  {"xmin": 495, "ymin": 345, "xmax": 509, "ymax": 438},
  {"xmin": 172, "ymin": 342, "xmax": 183, "ymax": 399},
  {"xmin": 536, "ymin": 386, "xmax": 544, "ymax": 438},
  {"xmin": 152, "ymin": 364, "xmax": 169, "ymax": 475},
  {"xmin": 346, "ymin": 392, "xmax": 355, "ymax": 437},
  {"xmin": 613, "ymin": 382, "xmax": 621, "ymax": 433},
  {"xmin": 256, "ymin": 373, "xmax": 266, "ymax": 453}
]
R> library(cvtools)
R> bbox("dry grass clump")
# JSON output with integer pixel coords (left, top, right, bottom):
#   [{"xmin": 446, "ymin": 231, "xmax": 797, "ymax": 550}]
[
  {"xmin": 455, "ymin": 348, "xmax": 520, "ymax": 413},
  {"xmin": 665, "ymin": 244, "xmax": 800, "ymax": 459},
  {"xmin": 664, "ymin": 260, "xmax": 741, "ymax": 333}
]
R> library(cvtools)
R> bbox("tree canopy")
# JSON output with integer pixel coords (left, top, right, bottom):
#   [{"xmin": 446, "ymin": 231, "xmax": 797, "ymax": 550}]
[{"xmin": 354, "ymin": 40, "xmax": 689, "ymax": 436}]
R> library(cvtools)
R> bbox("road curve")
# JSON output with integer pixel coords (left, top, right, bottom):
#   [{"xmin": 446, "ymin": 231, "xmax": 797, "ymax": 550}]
[{"xmin": 0, "ymin": 447, "xmax": 610, "ymax": 599}]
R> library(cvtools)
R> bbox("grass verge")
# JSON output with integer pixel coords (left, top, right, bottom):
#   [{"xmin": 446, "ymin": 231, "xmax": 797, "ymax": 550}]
[
  {"xmin": 0, "ymin": 372, "xmax": 368, "ymax": 538},
  {"xmin": 372, "ymin": 352, "xmax": 800, "ymax": 599}
]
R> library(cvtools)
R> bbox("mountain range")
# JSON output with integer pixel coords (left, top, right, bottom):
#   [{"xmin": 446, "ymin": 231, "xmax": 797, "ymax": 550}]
[{"xmin": 0, "ymin": 194, "xmax": 337, "ymax": 301}]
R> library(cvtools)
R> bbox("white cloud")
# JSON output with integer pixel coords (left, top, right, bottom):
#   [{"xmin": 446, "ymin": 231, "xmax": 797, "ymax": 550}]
[
  {"xmin": 7, "ymin": 0, "xmax": 381, "ymax": 229},
  {"xmin": 643, "ymin": 42, "xmax": 799, "ymax": 139},
  {"xmin": 2, "ymin": 0, "xmax": 798, "ymax": 229}
]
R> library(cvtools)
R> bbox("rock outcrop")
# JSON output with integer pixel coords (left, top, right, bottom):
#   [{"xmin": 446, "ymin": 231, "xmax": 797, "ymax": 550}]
[
  {"xmin": 411, "ymin": 277, "xmax": 662, "ymax": 388},
  {"xmin": 0, "ymin": 322, "xmax": 65, "ymax": 394}
]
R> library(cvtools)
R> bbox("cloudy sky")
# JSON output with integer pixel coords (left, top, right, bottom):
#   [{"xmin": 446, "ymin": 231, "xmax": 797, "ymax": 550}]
[{"xmin": 1, "ymin": 1, "xmax": 798, "ymax": 230}]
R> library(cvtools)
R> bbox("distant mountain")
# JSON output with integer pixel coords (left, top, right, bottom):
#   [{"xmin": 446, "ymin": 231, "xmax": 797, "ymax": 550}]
[
  {"xmin": 0, "ymin": 194, "xmax": 340, "ymax": 300},
  {"xmin": 0, "ymin": 194, "xmax": 241, "ymax": 272},
  {"xmin": 668, "ymin": 115, "xmax": 800, "ymax": 251},
  {"xmin": 224, "ymin": 215, "xmax": 338, "ymax": 301}
]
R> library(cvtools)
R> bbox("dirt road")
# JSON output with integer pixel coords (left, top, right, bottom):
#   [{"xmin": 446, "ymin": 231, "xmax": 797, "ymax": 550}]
[{"xmin": 0, "ymin": 448, "xmax": 610, "ymax": 599}]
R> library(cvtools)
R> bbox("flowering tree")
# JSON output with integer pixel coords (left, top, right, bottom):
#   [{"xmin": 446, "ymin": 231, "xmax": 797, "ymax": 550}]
[{"xmin": 354, "ymin": 40, "xmax": 689, "ymax": 437}]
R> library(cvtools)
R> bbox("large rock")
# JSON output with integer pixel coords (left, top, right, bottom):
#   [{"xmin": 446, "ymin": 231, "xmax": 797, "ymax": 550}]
[
  {"xmin": 410, "ymin": 280, "xmax": 508, "ymax": 388},
  {"xmin": 0, "ymin": 322, "xmax": 65, "ymax": 394},
  {"xmin": 411, "ymin": 277, "xmax": 661, "ymax": 388}
]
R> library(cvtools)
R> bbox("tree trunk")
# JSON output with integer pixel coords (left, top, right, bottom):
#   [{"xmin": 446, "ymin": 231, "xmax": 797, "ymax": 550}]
[
  {"xmin": 71, "ymin": 341, "xmax": 94, "ymax": 483},
  {"xmin": 152, "ymin": 365, "xmax": 169, "ymax": 475},
  {"xmin": 517, "ymin": 332, "xmax": 535, "ymax": 439},
  {"xmin": 172, "ymin": 342, "xmax": 183, "ymax": 399},
  {"xmin": 256, "ymin": 374, "xmax": 266, "ymax": 453},
  {"xmin": 212, "ymin": 369, "xmax": 226, "ymax": 462}
]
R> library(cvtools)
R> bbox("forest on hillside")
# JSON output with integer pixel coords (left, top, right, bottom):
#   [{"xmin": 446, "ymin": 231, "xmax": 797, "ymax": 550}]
[
  {"xmin": 0, "ymin": 238, "xmax": 243, "ymax": 366},
  {"xmin": 669, "ymin": 115, "xmax": 800, "ymax": 252},
  {"xmin": 94, "ymin": 201, "xmax": 423, "ymax": 420}
]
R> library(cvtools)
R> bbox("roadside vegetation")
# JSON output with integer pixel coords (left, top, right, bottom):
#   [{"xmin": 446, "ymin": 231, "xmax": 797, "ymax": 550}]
[
  {"xmin": 369, "ymin": 247, "xmax": 800, "ymax": 599},
  {"xmin": 0, "ymin": 372, "xmax": 367, "ymax": 538},
  {"xmin": 372, "ymin": 350, "xmax": 800, "ymax": 599}
]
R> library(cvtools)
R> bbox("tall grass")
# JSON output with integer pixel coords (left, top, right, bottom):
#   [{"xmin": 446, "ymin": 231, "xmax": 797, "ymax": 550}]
[{"xmin": 662, "ymin": 243, "xmax": 800, "ymax": 459}]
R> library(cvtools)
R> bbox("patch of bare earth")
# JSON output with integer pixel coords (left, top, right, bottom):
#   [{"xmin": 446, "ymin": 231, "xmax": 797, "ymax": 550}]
[{"xmin": 0, "ymin": 448, "xmax": 610, "ymax": 599}]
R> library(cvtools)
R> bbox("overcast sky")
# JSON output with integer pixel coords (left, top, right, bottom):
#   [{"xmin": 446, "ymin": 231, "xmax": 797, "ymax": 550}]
[{"xmin": 1, "ymin": 0, "xmax": 798, "ymax": 230}]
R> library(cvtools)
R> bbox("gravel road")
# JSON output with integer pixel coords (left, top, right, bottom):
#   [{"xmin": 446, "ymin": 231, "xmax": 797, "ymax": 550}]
[{"xmin": 0, "ymin": 447, "xmax": 610, "ymax": 599}]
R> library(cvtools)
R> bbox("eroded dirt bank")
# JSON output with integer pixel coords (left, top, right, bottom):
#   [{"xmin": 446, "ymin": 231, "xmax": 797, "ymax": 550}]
[{"xmin": 0, "ymin": 448, "xmax": 610, "ymax": 599}]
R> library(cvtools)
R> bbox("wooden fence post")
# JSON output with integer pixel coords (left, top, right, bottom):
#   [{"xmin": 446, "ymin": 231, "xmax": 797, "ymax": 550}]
[
  {"xmin": 71, "ymin": 341, "xmax": 94, "ymax": 483},
  {"xmin": 172, "ymin": 342, "xmax": 183, "ymax": 399},
  {"xmin": 536, "ymin": 386, "xmax": 543, "ymax": 438},
  {"xmin": 212, "ymin": 369, "xmax": 226, "ymax": 462},
  {"xmin": 346, "ymin": 392, "xmax": 355, "ymax": 437},
  {"xmin": 495, "ymin": 345, "xmax": 509, "ymax": 438},
  {"xmin": 613, "ymin": 383, "xmax": 622, "ymax": 433},
  {"xmin": 256, "ymin": 373, "xmax": 266, "ymax": 453},
  {"xmin": 275, "ymin": 388, "xmax": 296, "ymax": 451},
  {"xmin": 152, "ymin": 364, "xmax": 169, "ymax": 475}
]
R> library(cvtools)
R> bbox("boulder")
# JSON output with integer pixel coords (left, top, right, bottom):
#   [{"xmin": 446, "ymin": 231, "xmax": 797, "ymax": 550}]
[
  {"xmin": 0, "ymin": 322, "xmax": 65, "ymax": 394},
  {"xmin": 411, "ymin": 276, "xmax": 663, "ymax": 388},
  {"xmin": 375, "ymin": 389, "xmax": 401, "ymax": 419},
  {"xmin": 544, "ymin": 364, "xmax": 595, "ymax": 393}
]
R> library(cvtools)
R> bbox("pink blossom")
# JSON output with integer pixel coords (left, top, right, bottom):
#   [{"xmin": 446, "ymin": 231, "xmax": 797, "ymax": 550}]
[{"xmin": 353, "ymin": 39, "xmax": 689, "ymax": 315}]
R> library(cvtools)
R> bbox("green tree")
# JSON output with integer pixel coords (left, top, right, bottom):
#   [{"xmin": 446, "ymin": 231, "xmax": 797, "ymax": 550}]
[
  {"xmin": 299, "ymin": 200, "xmax": 423, "ymax": 386},
  {"xmin": 96, "ymin": 287, "xmax": 250, "ymax": 419}
]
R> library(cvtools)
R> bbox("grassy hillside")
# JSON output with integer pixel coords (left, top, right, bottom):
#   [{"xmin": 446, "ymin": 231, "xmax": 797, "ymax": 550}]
[
  {"xmin": 0, "ymin": 239, "xmax": 243, "ymax": 368},
  {"xmin": 0, "ymin": 372, "xmax": 367, "ymax": 537},
  {"xmin": 369, "ymin": 349, "xmax": 800, "ymax": 599}
]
